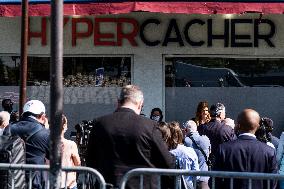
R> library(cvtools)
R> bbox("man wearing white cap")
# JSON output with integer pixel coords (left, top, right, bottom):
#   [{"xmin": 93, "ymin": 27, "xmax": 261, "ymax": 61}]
[{"xmin": 10, "ymin": 100, "xmax": 50, "ymax": 189}]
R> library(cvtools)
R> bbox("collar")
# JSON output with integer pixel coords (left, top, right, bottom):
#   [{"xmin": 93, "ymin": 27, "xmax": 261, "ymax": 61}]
[
  {"xmin": 28, "ymin": 115, "xmax": 38, "ymax": 120},
  {"xmin": 115, "ymin": 107, "xmax": 136, "ymax": 114},
  {"xmin": 209, "ymin": 118, "xmax": 221, "ymax": 123},
  {"xmin": 238, "ymin": 133, "xmax": 256, "ymax": 138}
]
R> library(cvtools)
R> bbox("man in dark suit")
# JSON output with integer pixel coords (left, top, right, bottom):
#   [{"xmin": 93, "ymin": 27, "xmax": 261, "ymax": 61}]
[
  {"xmin": 198, "ymin": 103, "xmax": 236, "ymax": 161},
  {"xmin": 212, "ymin": 109, "xmax": 278, "ymax": 189},
  {"xmin": 86, "ymin": 85, "xmax": 175, "ymax": 189}
]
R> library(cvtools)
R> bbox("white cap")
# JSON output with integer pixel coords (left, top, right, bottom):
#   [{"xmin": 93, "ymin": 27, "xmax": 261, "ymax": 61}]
[{"xmin": 23, "ymin": 100, "xmax": 45, "ymax": 115}]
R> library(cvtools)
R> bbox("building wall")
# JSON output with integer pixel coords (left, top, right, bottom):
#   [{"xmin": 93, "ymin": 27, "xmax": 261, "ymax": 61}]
[{"xmin": 0, "ymin": 13, "xmax": 283, "ymax": 135}]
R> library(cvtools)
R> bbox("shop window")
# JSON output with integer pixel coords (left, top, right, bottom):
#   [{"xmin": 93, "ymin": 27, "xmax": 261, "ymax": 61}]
[
  {"xmin": 0, "ymin": 56, "xmax": 131, "ymax": 87},
  {"xmin": 165, "ymin": 57, "xmax": 284, "ymax": 87}
]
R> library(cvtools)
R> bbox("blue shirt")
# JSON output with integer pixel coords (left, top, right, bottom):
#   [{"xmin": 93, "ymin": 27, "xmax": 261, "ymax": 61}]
[
  {"xmin": 170, "ymin": 144, "xmax": 200, "ymax": 187},
  {"xmin": 184, "ymin": 131, "xmax": 211, "ymax": 182}
]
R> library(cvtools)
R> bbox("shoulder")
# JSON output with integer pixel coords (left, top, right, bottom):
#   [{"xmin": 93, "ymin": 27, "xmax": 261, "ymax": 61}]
[
  {"xmin": 184, "ymin": 137, "xmax": 193, "ymax": 147},
  {"xmin": 198, "ymin": 134, "xmax": 210, "ymax": 142},
  {"xmin": 64, "ymin": 139, "xmax": 78, "ymax": 148},
  {"xmin": 260, "ymin": 141, "xmax": 276, "ymax": 153},
  {"xmin": 220, "ymin": 123, "xmax": 233, "ymax": 131},
  {"xmin": 218, "ymin": 138, "xmax": 238, "ymax": 149},
  {"xmin": 267, "ymin": 142, "xmax": 275, "ymax": 149},
  {"xmin": 197, "ymin": 135, "xmax": 211, "ymax": 147}
]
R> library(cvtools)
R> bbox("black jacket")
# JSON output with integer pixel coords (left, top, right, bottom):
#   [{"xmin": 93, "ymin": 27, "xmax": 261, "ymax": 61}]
[
  {"xmin": 10, "ymin": 117, "xmax": 50, "ymax": 189},
  {"xmin": 198, "ymin": 119, "xmax": 235, "ymax": 156},
  {"xmin": 86, "ymin": 108, "xmax": 175, "ymax": 189},
  {"xmin": 213, "ymin": 134, "xmax": 278, "ymax": 189}
]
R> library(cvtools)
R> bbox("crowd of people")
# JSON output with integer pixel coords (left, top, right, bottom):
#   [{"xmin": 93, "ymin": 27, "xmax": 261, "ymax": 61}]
[{"xmin": 0, "ymin": 84, "xmax": 283, "ymax": 189}]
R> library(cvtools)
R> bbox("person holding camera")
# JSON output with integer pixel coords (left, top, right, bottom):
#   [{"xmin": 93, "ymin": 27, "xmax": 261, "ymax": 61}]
[{"xmin": 2, "ymin": 98, "xmax": 19, "ymax": 123}]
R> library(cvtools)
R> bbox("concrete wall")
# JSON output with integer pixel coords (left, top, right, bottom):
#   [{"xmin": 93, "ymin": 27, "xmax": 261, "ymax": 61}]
[
  {"xmin": 0, "ymin": 86, "xmax": 121, "ymax": 137},
  {"xmin": 166, "ymin": 87, "xmax": 284, "ymax": 137}
]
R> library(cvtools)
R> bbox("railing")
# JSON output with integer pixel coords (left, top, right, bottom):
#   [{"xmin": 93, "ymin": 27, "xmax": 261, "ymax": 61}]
[
  {"xmin": 1, "ymin": 164, "xmax": 283, "ymax": 189},
  {"xmin": 0, "ymin": 163, "xmax": 106, "ymax": 189},
  {"xmin": 120, "ymin": 168, "xmax": 284, "ymax": 189}
]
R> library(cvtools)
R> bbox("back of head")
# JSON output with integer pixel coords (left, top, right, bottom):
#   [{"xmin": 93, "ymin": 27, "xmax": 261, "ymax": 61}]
[
  {"xmin": 61, "ymin": 114, "xmax": 67, "ymax": 135},
  {"xmin": 210, "ymin": 103, "xmax": 225, "ymax": 118},
  {"xmin": 168, "ymin": 121, "xmax": 183, "ymax": 150},
  {"xmin": 22, "ymin": 100, "xmax": 46, "ymax": 118},
  {"xmin": 184, "ymin": 120, "xmax": 197, "ymax": 133},
  {"xmin": 118, "ymin": 85, "xmax": 144, "ymax": 105},
  {"xmin": 157, "ymin": 122, "xmax": 171, "ymax": 146},
  {"xmin": 0, "ymin": 111, "xmax": 10, "ymax": 127},
  {"xmin": 237, "ymin": 109, "xmax": 260, "ymax": 134},
  {"xmin": 2, "ymin": 99, "xmax": 13, "ymax": 113}
]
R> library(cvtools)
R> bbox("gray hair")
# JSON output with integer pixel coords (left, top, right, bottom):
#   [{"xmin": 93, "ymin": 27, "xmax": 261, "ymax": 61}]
[
  {"xmin": 0, "ymin": 111, "xmax": 10, "ymax": 127},
  {"xmin": 210, "ymin": 103, "xmax": 225, "ymax": 117},
  {"xmin": 184, "ymin": 120, "xmax": 197, "ymax": 132},
  {"xmin": 118, "ymin": 85, "xmax": 144, "ymax": 105}
]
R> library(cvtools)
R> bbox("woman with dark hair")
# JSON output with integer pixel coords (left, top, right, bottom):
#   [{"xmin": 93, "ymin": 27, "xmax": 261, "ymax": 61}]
[
  {"xmin": 194, "ymin": 101, "xmax": 210, "ymax": 126},
  {"xmin": 150, "ymin": 107, "xmax": 163, "ymax": 122}
]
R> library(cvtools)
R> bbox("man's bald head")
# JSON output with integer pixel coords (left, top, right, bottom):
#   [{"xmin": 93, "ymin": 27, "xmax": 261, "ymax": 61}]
[{"xmin": 237, "ymin": 109, "xmax": 260, "ymax": 134}]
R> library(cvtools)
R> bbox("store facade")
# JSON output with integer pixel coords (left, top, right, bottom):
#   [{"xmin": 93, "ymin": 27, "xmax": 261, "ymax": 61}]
[{"xmin": 0, "ymin": 11, "xmax": 283, "ymax": 135}]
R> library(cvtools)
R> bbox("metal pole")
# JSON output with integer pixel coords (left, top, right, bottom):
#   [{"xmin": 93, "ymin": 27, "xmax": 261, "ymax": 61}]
[
  {"xmin": 19, "ymin": 0, "xmax": 28, "ymax": 115},
  {"xmin": 49, "ymin": 0, "xmax": 64, "ymax": 187}
]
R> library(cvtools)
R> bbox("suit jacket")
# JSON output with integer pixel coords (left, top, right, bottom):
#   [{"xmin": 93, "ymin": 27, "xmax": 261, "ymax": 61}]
[
  {"xmin": 198, "ymin": 119, "xmax": 236, "ymax": 156},
  {"xmin": 213, "ymin": 134, "xmax": 278, "ymax": 189},
  {"xmin": 86, "ymin": 108, "xmax": 175, "ymax": 189}
]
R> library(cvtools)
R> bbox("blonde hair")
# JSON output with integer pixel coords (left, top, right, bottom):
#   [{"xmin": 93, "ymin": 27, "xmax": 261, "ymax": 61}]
[{"xmin": 0, "ymin": 111, "xmax": 10, "ymax": 127}]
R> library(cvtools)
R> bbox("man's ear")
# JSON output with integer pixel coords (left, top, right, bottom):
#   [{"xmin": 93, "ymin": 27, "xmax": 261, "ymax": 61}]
[
  {"xmin": 138, "ymin": 100, "xmax": 144, "ymax": 111},
  {"xmin": 39, "ymin": 114, "xmax": 46, "ymax": 124}
]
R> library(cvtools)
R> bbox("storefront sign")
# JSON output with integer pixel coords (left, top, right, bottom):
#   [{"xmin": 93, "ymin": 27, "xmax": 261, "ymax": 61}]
[{"xmin": 28, "ymin": 17, "xmax": 275, "ymax": 47}]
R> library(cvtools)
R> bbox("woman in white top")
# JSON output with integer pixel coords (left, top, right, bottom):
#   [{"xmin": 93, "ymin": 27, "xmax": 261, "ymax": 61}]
[{"xmin": 61, "ymin": 115, "xmax": 81, "ymax": 189}]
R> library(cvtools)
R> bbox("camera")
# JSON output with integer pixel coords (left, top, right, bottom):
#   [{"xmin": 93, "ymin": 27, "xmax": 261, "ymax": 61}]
[
  {"xmin": 256, "ymin": 117, "xmax": 273, "ymax": 143},
  {"xmin": 74, "ymin": 120, "xmax": 95, "ymax": 165}
]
